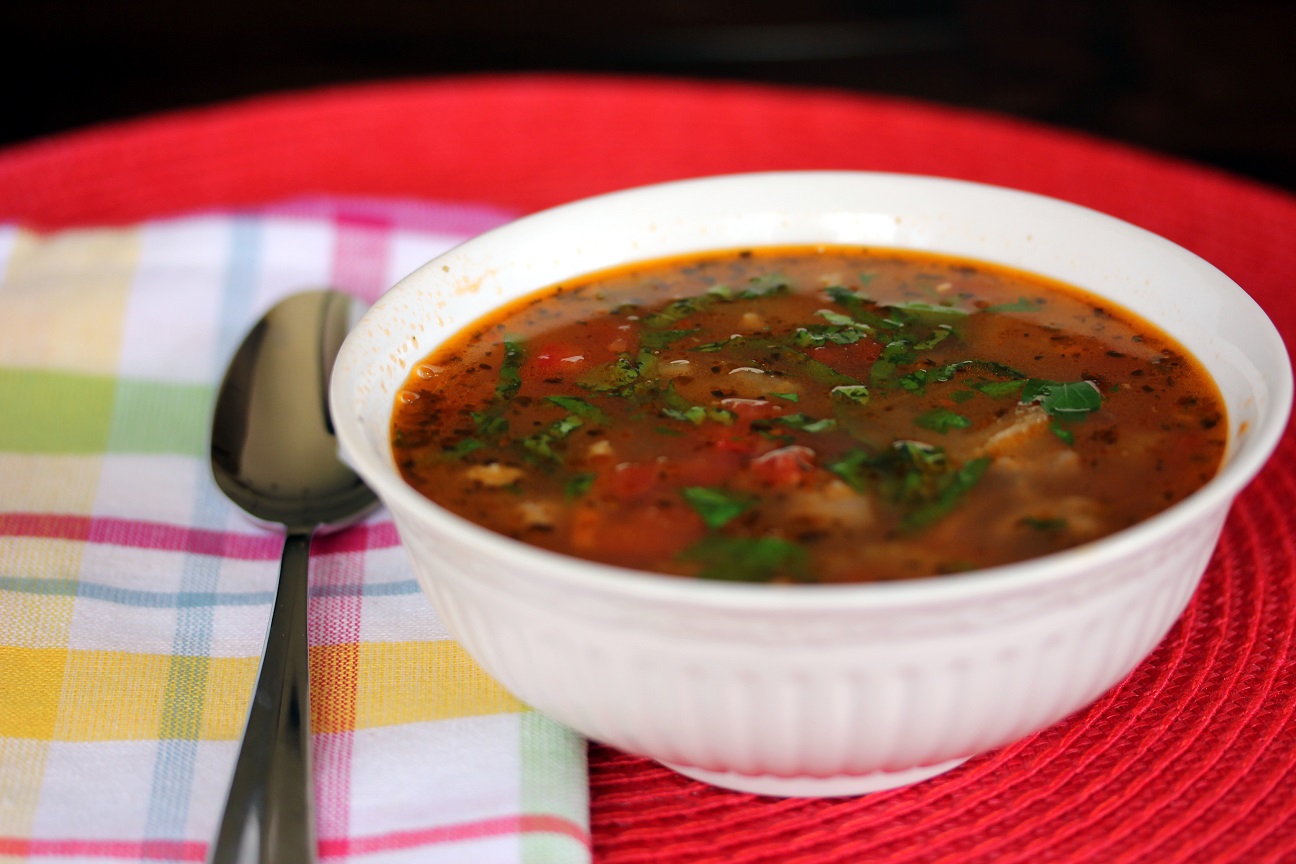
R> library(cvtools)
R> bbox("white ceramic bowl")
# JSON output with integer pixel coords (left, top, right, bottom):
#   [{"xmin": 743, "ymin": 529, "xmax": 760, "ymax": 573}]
[{"xmin": 330, "ymin": 172, "xmax": 1292, "ymax": 796}]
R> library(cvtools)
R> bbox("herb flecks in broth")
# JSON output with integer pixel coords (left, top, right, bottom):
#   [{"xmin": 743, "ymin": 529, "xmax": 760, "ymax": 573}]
[{"xmin": 392, "ymin": 246, "xmax": 1227, "ymax": 583}]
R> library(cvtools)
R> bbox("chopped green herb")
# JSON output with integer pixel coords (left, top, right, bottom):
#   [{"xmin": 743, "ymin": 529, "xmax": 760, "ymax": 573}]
[
  {"xmin": 771, "ymin": 392, "xmax": 800, "ymax": 402},
  {"xmin": 975, "ymin": 379, "xmax": 1028, "ymax": 398},
  {"xmin": 790, "ymin": 324, "xmax": 867, "ymax": 349},
  {"xmin": 495, "ymin": 339, "xmax": 525, "ymax": 401},
  {"xmin": 870, "ymin": 340, "xmax": 916, "ymax": 385},
  {"xmin": 831, "ymin": 384, "xmax": 871, "ymax": 405},
  {"xmin": 679, "ymin": 535, "xmax": 808, "ymax": 582},
  {"xmin": 691, "ymin": 339, "xmax": 732, "ymax": 353},
  {"xmin": 717, "ymin": 336, "xmax": 858, "ymax": 388},
  {"xmin": 472, "ymin": 409, "xmax": 509, "ymax": 439},
  {"xmin": 915, "ymin": 407, "xmax": 972, "ymax": 433},
  {"xmin": 826, "ymin": 448, "xmax": 874, "ymax": 493},
  {"xmin": 564, "ymin": 472, "xmax": 595, "ymax": 499},
  {"xmin": 580, "ymin": 350, "xmax": 659, "ymax": 396},
  {"xmin": 817, "ymin": 309, "xmax": 862, "ymax": 328},
  {"xmin": 681, "ymin": 486, "xmax": 754, "ymax": 529},
  {"xmin": 644, "ymin": 295, "xmax": 715, "ymax": 328},
  {"xmin": 888, "ymin": 300, "xmax": 968, "ymax": 317},
  {"xmin": 743, "ymin": 272, "xmax": 793, "ymax": 296},
  {"xmin": 827, "ymin": 441, "xmax": 984, "ymax": 529},
  {"xmin": 892, "ymin": 439, "xmax": 947, "ymax": 472},
  {"xmin": 825, "ymin": 286, "xmax": 892, "ymax": 329},
  {"xmin": 520, "ymin": 415, "xmax": 584, "ymax": 461},
  {"xmin": 1022, "ymin": 379, "xmax": 1102, "ymax": 418},
  {"xmin": 661, "ymin": 396, "xmax": 734, "ymax": 426},
  {"xmin": 902, "ymin": 457, "xmax": 989, "ymax": 529},
  {"xmin": 912, "ymin": 326, "xmax": 955, "ymax": 351},
  {"xmin": 773, "ymin": 413, "xmax": 837, "ymax": 433},
  {"xmin": 985, "ymin": 297, "xmax": 1040, "ymax": 313},
  {"xmin": 546, "ymin": 395, "xmax": 610, "ymax": 424},
  {"xmin": 640, "ymin": 328, "xmax": 698, "ymax": 348},
  {"xmin": 1019, "ymin": 516, "xmax": 1067, "ymax": 531},
  {"xmin": 900, "ymin": 360, "xmax": 1025, "ymax": 394},
  {"xmin": 444, "ymin": 438, "xmax": 485, "ymax": 458},
  {"xmin": 891, "ymin": 440, "xmax": 950, "ymax": 505}
]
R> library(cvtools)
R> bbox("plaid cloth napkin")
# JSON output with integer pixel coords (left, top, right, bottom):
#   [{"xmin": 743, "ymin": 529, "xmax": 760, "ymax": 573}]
[{"xmin": 0, "ymin": 196, "xmax": 592, "ymax": 864}]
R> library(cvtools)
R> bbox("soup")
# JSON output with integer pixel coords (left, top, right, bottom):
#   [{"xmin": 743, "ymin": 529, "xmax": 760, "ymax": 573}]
[{"xmin": 390, "ymin": 246, "xmax": 1226, "ymax": 583}]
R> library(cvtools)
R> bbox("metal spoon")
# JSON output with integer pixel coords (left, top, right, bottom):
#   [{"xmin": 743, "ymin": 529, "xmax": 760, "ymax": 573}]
[{"xmin": 208, "ymin": 290, "xmax": 377, "ymax": 864}]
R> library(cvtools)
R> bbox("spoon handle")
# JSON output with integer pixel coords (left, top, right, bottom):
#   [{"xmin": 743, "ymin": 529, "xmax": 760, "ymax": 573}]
[{"xmin": 208, "ymin": 530, "xmax": 317, "ymax": 864}]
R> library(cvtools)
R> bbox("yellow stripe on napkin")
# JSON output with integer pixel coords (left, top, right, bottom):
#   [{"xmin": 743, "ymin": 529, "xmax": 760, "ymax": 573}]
[
  {"xmin": 0, "ymin": 537, "xmax": 88, "ymax": 585},
  {"xmin": 0, "ymin": 589, "xmax": 77, "ymax": 651},
  {"xmin": 0, "ymin": 228, "xmax": 139, "ymax": 372},
  {"xmin": 0, "ymin": 646, "xmax": 258, "ymax": 742},
  {"xmin": 0, "ymin": 646, "xmax": 67, "ymax": 739},
  {"xmin": 0, "ymin": 454, "xmax": 105, "ymax": 512},
  {"xmin": 311, "ymin": 641, "xmax": 527, "ymax": 734}
]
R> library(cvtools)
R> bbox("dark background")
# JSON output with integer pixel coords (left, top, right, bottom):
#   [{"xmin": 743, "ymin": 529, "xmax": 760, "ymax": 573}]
[{"xmin": 6, "ymin": 0, "xmax": 1294, "ymax": 191}]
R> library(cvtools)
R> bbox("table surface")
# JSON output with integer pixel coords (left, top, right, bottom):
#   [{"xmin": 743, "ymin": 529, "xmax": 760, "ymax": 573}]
[{"xmin": 2, "ymin": 73, "xmax": 1294, "ymax": 864}]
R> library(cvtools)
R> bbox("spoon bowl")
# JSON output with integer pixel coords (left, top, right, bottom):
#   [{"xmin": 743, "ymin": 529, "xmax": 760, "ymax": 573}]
[{"xmin": 212, "ymin": 290, "xmax": 376, "ymax": 530}]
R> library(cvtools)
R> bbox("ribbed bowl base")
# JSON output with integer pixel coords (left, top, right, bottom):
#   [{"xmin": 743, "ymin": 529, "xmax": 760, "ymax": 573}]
[{"xmin": 660, "ymin": 756, "xmax": 969, "ymax": 797}]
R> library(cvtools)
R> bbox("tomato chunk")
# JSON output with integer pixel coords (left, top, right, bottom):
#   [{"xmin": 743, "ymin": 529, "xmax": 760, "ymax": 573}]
[
  {"xmin": 569, "ymin": 500, "xmax": 705, "ymax": 564},
  {"xmin": 720, "ymin": 397, "xmax": 785, "ymax": 422},
  {"xmin": 596, "ymin": 461, "xmax": 663, "ymax": 500},
  {"xmin": 812, "ymin": 339, "xmax": 882, "ymax": 374},
  {"xmin": 749, "ymin": 445, "xmax": 817, "ymax": 487},
  {"xmin": 699, "ymin": 421, "xmax": 762, "ymax": 455}
]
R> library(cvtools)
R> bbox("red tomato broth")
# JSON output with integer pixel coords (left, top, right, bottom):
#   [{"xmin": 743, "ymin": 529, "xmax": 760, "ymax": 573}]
[{"xmin": 390, "ymin": 246, "xmax": 1227, "ymax": 583}]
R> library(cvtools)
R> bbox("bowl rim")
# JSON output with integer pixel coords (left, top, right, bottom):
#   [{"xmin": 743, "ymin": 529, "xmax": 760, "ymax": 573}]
[{"xmin": 332, "ymin": 169, "xmax": 1294, "ymax": 609}]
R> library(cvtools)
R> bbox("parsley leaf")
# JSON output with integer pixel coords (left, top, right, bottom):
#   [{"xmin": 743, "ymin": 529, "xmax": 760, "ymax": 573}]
[
  {"xmin": 888, "ymin": 300, "xmax": 968, "ymax": 318},
  {"xmin": 1019, "ymin": 515, "xmax": 1067, "ymax": 531},
  {"xmin": 520, "ymin": 415, "xmax": 584, "ymax": 461},
  {"xmin": 678, "ymin": 535, "xmax": 808, "ymax": 582},
  {"xmin": 1050, "ymin": 422, "xmax": 1075, "ymax": 446},
  {"xmin": 975, "ymin": 379, "xmax": 1028, "ymax": 398},
  {"xmin": 899, "ymin": 360, "xmax": 1025, "ymax": 395},
  {"xmin": 644, "ymin": 296, "xmax": 715, "ymax": 329},
  {"xmin": 902, "ymin": 457, "xmax": 990, "ymax": 529},
  {"xmin": 702, "ymin": 336, "xmax": 858, "ymax": 388},
  {"xmin": 642, "ymin": 285, "xmax": 736, "ymax": 329},
  {"xmin": 1021, "ymin": 379, "xmax": 1102, "ymax": 418},
  {"xmin": 640, "ymin": 328, "xmax": 697, "ymax": 348},
  {"xmin": 984, "ymin": 297, "xmax": 1041, "ymax": 313},
  {"xmin": 742, "ymin": 272, "xmax": 793, "ymax": 296},
  {"xmin": 662, "ymin": 405, "xmax": 734, "ymax": 426},
  {"xmin": 772, "ymin": 413, "xmax": 837, "ymax": 433},
  {"xmin": 564, "ymin": 472, "xmax": 595, "ymax": 499},
  {"xmin": 472, "ymin": 409, "xmax": 509, "ymax": 439},
  {"xmin": 869, "ymin": 340, "xmax": 916, "ymax": 386},
  {"xmin": 827, "ymin": 442, "xmax": 987, "ymax": 530},
  {"xmin": 495, "ymin": 339, "xmax": 525, "ymax": 401},
  {"xmin": 546, "ymin": 395, "xmax": 609, "ymax": 425},
  {"xmin": 831, "ymin": 384, "xmax": 871, "ymax": 405},
  {"xmin": 681, "ymin": 486, "xmax": 754, "ymax": 529},
  {"xmin": 444, "ymin": 438, "xmax": 485, "ymax": 458},
  {"xmin": 824, "ymin": 286, "xmax": 892, "ymax": 329},
  {"xmin": 580, "ymin": 350, "xmax": 659, "ymax": 397},
  {"xmin": 817, "ymin": 309, "xmax": 865, "ymax": 328},
  {"xmin": 915, "ymin": 407, "xmax": 971, "ymax": 433}
]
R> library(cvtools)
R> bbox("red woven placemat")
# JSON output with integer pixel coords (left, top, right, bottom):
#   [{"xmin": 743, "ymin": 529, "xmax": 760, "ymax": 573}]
[{"xmin": 2, "ymin": 74, "xmax": 1293, "ymax": 863}]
